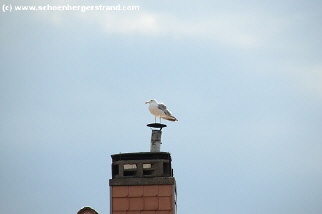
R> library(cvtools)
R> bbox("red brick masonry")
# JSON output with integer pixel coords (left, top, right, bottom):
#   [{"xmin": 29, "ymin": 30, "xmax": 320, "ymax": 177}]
[{"xmin": 111, "ymin": 185, "xmax": 174, "ymax": 214}]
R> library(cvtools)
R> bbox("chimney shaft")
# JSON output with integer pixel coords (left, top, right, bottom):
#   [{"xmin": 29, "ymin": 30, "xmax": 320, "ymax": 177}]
[
  {"xmin": 150, "ymin": 129, "xmax": 162, "ymax": 152},
  {"xmin": 109, "ymin": 123, "xmax": 176, "ymax": 214}
]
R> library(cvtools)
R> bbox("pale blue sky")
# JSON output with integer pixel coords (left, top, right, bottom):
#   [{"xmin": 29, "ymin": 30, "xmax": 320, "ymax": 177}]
[{"xmin": 1, "ymin": 0, "xmax": 322, "ymax": 213}]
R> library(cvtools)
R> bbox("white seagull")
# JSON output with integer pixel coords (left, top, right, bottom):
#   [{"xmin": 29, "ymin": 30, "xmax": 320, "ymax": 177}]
[{"xmin": 145, "ymin": 99, "xmax": 178, "ymax": 123}]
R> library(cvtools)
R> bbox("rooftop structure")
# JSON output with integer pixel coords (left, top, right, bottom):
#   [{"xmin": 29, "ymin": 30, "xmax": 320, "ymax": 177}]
[{"xmin": 109, "ymin": 123, "xmax": 177, "ymax": 214}]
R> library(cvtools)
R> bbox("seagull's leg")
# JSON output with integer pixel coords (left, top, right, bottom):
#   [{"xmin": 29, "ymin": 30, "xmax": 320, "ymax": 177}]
[
  {"xmin": 160, "ymin": 117, "xmax": 162, "ymax": 123},
  {"xmin": 154, "ymin": 116, "xmax": 156, "ymax": 123}
]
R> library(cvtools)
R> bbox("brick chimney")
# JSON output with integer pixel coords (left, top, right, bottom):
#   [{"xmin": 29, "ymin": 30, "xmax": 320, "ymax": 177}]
[{"xmin": 109, "ymin": 123, "xmax": 177, "ymax": 214}]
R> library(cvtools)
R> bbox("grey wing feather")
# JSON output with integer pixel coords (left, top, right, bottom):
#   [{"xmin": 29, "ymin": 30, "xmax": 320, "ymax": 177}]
[
  {"xmin": 163, "ymin": 109, "xmax": 173, "ymax": 117},
  {"xmin": 158, "ymin": 103, "xmax": 172, "ymax": 116},
  {"xmin": 157, "ymin": 103, "xmax": 167, "ymax": 110}
]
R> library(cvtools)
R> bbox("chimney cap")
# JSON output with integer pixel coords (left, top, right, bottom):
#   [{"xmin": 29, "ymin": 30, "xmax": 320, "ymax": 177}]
[
  {"xmin": 147, "ymin": 123, "xmax": 167, "ymax": 129},
  {"xmin": 111, "ymin": 152, "xmax": 171, "ymax": 161}
]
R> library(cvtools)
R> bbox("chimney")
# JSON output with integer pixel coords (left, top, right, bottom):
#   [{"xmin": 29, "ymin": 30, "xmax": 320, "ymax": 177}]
[
  {"xmin": 109, "ymin": 123, "xmax": 177, "ymax": 214},
  {"xmin": 148, "ymin": 123, "xmax": 166, "ymax": 152}
]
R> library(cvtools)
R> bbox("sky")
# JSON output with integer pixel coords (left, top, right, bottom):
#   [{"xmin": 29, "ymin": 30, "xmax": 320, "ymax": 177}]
[{"xmin": 1, "ymin": 0, "xmax": 322, "ymax": 213}]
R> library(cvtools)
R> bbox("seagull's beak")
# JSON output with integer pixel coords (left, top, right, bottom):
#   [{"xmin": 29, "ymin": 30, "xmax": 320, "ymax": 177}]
[{"xmin": 145, "ymin": 101, "xmax": 149, "ymax": 104}]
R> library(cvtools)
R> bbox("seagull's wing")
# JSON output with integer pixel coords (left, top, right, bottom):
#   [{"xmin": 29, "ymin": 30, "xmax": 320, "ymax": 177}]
[
  {"xmin": 158, "ymin": 103, "xmax": 173, "ymax": 117},
  {"xmin": 157, "ymin": 103, "xmax": 167, "ymax": 110}
]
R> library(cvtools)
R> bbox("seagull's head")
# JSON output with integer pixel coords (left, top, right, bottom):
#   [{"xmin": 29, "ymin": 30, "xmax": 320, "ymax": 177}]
[{"xmin": 145, "ymin": 99, "xmax": 157, "ymax": 104}]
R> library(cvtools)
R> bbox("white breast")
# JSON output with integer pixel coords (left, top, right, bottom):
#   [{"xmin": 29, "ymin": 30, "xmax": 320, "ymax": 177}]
[{"xmin": 149, "ymin": 104, "xmax": 164, "ymax": 117}]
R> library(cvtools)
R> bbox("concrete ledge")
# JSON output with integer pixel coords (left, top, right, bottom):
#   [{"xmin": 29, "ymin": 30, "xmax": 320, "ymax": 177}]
[{"xmin": 111, "ymin": 152, "xmax": 171, "ymax": 161}]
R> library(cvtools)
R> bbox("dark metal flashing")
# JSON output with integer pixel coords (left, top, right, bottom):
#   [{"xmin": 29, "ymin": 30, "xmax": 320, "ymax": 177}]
[{"xmin": 109, "ymin": 177, "xmax": 175, "ymax": 186}]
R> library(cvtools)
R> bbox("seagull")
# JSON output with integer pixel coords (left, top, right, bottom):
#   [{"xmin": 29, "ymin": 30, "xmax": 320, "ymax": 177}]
[{"xmin": 145, "ymin": 99, "xmax": 178, "ymax": 123}]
